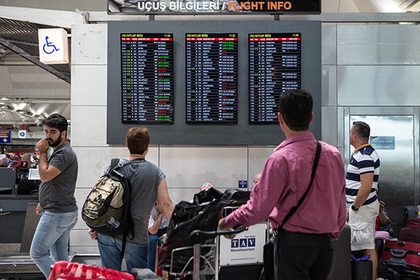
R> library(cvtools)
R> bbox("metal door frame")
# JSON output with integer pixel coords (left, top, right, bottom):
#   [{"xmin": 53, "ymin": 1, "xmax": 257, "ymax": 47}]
[{"xmin": 339, "ymin": 106, "xmax": 419, "ymax": 204}]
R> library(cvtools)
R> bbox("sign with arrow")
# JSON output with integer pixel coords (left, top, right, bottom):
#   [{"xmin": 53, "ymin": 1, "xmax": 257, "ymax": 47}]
[{"xmin": 0, "ymin": 130, "xmax": 11, "ymax": 144}]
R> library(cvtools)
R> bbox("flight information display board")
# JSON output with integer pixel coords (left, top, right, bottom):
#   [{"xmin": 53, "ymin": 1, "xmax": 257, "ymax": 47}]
[
  {"xmin": 186, "ymin": 33, "xmax": 238, "ymax": 124},
  {"xmin": 121, "ymin": 33, "xmax": 174, "ymax": 124},
  {"xmin": 249, "ymin": 33, "xmax": 301, "ymax": 124},
  {"xmin": 108, "ymin": 21, "xmax": 321, "ymax": 145}
]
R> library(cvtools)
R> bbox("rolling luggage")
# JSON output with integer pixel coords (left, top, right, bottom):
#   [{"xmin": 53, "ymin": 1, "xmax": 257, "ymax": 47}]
[
  {"xmin": 381, "ymin": 239, "xmax": 420, "ymax": 273},
  {"xmin": 399, "ymin": 227, "xmax": 420, "ymax": 243},
  {"xmin": 398, "ymin": 218, "xmax": 420, "ymax": 243},
  {"xmin": 406, "ymin": 218, "xmax": 420, "ymax": 229}
]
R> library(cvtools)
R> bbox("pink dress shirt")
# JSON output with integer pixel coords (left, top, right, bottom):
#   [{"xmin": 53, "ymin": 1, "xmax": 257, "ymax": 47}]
[{"xmin": 225, "ymin": 132, "xmax": 347, "ymax": 239}]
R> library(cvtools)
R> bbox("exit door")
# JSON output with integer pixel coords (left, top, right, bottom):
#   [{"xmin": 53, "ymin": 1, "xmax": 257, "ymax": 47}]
[{"xmin": 347, "ymin": 115, "xmax": 415, "ymax": 206}]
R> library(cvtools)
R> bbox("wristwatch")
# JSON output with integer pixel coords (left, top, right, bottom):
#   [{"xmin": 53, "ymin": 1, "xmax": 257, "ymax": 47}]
[{"xmin": 351, "ymin": 204, "xmax": 359, "ymax": 212}]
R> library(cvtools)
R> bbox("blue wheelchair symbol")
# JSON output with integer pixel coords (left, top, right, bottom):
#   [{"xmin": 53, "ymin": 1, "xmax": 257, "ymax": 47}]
[{"xmin": 43, "ymin": 36, "xmax": 59, "ymax": 54}]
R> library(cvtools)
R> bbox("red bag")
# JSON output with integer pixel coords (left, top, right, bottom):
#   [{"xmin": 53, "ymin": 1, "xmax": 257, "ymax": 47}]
[
  {"xmin": 406, "ymin": 218, "xmax": 420, "ymax": 229},
  {"xmin": 400, "ymin": 227, "xmax": 420, "ymax": 243},
  {"xmin": 381, "ymin": 239, "xmax": 420, "ymax": 273},
  {"xmin": 48, "ymin": 261, "xmax": 135, "ymax": 280}
]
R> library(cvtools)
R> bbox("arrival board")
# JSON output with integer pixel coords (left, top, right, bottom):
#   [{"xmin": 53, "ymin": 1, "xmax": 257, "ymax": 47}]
[
  {"xmin": 121, "ymin": 33, "xmax": 174, "ymax": 123},
  {"xmin": 249, "ymin": 33, "xmax": 301, "ymax": 124},
  {"xmin": 186, "ymin": 33, "xmax": 238, "ymax": 124}
]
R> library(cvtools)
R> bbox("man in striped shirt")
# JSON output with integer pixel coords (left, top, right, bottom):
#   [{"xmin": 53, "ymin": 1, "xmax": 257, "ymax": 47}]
[{"xmin": 346, "ymin": 121, "xmax": 380, "ymax": 280}]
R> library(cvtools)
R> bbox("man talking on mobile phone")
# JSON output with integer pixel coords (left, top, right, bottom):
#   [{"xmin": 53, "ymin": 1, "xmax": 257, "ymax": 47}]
[{"xmin": 30, "ymin": 113, "xmax": 78, "ymax": 278}]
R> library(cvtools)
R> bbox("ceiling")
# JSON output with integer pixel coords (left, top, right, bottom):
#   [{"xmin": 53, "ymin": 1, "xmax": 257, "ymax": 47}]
[
  {"xmin": 0, "ymin": 0, "xmax": 419, "ymax": 126},
  {"xmin": 0, "ymin": 0, "xmax": 105, "ymax": 126}
]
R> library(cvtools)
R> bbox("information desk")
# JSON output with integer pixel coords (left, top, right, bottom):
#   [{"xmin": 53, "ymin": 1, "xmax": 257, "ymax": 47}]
[
  {"xmin": 0, "ymin": 202, "xmax": 43, "ymax": 279},
  {"xmin": 0, "ymin": 196, "xmax": 39, "ymax": 244}
]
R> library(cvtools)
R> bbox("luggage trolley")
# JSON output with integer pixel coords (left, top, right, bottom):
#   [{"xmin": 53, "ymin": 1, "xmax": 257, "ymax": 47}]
[
  {"xmin": 158, "ymin": 188, "xmax": 266, "ymax": 280},
  {"xmin": 159, "ymin": 226, "xmax": 245, "ymax": 280},
  {"xmin": 159, "ymin": 217, "xmax": 268, "ymax": 280}
]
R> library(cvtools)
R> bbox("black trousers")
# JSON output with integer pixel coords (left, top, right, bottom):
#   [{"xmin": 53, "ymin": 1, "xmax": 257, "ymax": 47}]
[{"xmin": 274, "ymin": 229, "xmax": 334, "ymax": 280}]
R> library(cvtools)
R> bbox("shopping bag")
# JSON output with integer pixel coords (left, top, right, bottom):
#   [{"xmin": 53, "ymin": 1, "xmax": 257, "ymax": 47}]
[{"xmin": 351, "ymin": 254, "xmax": 372, "ymax": 280}]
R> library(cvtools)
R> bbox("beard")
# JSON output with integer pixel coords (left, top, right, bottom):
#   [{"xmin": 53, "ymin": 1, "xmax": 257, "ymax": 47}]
[{"xmin": 47, "ymin": 136, "xmax": 62, "ymax": 148}]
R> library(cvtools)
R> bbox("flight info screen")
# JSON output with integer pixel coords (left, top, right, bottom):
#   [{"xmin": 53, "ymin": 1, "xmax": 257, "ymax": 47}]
[
  {"xmin": 121, "ymin": 33, "xmax": 174, "ymax": 124},
  {"xmin": 249, "ymin": 33, "xmax": 301, "ymax": 124},
  {"xmin": 186, "ymin": 33, "xmax": 238, "ymax": 124}
]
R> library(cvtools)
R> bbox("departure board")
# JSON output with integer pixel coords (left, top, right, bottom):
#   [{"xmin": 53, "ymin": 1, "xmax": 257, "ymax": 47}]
[
  {"xmin": 249, "ymin": 33, "xmax": 301, "ymax": 124},
  {"xmin": 186, "ymin": 33, "xmax": 238, "ymax": 124},
  {"xmin": 121, "ymin": 33, "xmax": 174, "ymax": 124}
]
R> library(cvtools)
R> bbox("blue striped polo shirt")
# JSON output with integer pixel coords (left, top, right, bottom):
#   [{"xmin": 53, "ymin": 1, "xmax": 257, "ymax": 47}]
[{"xmin": 345, "ymin": 144, "xmax": 380, "ymax": 205}]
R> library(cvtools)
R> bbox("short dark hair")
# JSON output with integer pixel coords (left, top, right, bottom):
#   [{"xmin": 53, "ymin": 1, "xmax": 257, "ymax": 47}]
[
  {"xmin": 126, "ymin": 127, "xmax": 150, "ymax": 155},
  {"xmin": 41, "ymin": 113, "xmax": 68, "ymax": 133},
  {"xmin": 352, "ymin": 121, "xmax": 370, "ymax": 141},
  {"xmin": 278, "ymin": 89, "xmax": 313, "ymax": 131}
]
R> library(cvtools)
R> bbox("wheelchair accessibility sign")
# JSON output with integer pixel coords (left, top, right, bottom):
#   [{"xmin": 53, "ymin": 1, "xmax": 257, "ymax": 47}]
[
  {"xmin": 43, "ymin": 36, "xmax": 60, "ymax": 54},
  {"xmin": 38, "ymin": 28, "xmax": 69, "ymax": 64}
]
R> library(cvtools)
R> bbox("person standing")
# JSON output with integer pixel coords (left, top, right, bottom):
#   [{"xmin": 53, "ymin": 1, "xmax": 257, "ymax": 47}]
[
  {"xmin": 5, "ymin": 153, "xmax": 12, "ymax": 166},
  {"xmin": 219, "ymin": 89, "xmax": 347, "ymax": 280},
  {"xmin": 253, "ymin": 172, "xmax": 262, "ymax": 187},
  {"xmin": 346, "ymin": 121, "xmax": 380, "ymax": 280},
  {"xmin": 148, "ymin": 200, "xmax": 171, "ymax": 272},
  {"xmin": 30, "ymin": 113, "xmax": 78, "ymax": 278},
  {"xmin": 88, "ymin": 126, "xmax": 174, "ymax": 273}
]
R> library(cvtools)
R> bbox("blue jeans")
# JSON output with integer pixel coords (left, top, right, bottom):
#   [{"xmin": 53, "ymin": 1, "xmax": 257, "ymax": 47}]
[
  {"xmin": 148, "ymin": 228, "xmax": 167, "ymax": 271},
  {"xmin": 30, "ymin": 210, "xmax": 78, "ymax": 278},
  {"xmin": 97, "ymin": 234, "xmax": 148, "ymax": 273}
]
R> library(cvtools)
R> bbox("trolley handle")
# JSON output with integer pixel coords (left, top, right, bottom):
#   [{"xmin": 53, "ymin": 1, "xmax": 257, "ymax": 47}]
[{"xmin": 188, "ymin": 225, "xmax": 247, "ymax": 244}]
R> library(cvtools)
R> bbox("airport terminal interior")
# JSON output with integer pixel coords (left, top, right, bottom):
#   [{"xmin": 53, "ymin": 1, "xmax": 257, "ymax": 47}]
[{"xmin": 1, "ymin": 0, "xmax": 420, "ymax": 279}]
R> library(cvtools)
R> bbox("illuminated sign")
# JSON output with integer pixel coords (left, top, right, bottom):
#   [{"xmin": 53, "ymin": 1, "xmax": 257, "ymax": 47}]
[
  {"xmin": 121, "ymin": 33, "xmax": 174, "ymax": 124},
  {"xmin": 186, "ymin": 33, "xmax": 238, "ymax": 124},
  {"xmin": 0, "ymin": 130, "xmax": 11, "ymax": 144},
  {"xmin": 38, "ymin": 28, "xmax": 69, "ymax": 64},
  {"xmin": 108, "ymin": 0, "xmax": 320, "ymax": 14}
]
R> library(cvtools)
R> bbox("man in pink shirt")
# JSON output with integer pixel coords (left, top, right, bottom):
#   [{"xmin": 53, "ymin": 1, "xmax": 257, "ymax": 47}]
[{"xmin": 219, "ymin": 89, "xmax": 347, "ymax": 280}]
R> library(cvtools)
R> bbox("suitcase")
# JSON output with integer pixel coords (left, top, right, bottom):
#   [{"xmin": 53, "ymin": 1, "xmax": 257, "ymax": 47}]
[
  {"xmin": 48, "ymin": 261, "xmax": 135, "ymax": 280},
  {"xmin": 406, "ymin": 218, "xmax": 420, "ymax": 229},
  {"xmin": 400, "ymin": 227, "xmax": 420, "ymax": 243},
  {"xmin": 381, "ymin": 239, "xmax": 420, "ymax": 273}
]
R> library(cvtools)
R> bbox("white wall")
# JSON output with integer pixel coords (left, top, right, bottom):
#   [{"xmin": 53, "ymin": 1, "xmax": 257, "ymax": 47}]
[{"xmin": 69, "ymin": 23, "xmax": 275, "ymax": 254}]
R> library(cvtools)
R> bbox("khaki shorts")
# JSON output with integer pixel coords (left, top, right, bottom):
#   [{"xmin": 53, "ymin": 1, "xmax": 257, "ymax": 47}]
[{"xmin": 348, "ymin": 199, "xmax": 379, "ymax": 251}]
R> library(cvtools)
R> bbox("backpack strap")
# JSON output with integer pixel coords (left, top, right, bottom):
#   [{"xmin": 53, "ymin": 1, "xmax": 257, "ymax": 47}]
[
  {"xmin": 107, "ymin": 158, "xmax": 145, "ymax": 176},
  {"xmin": 105, "ymin": 158, "xmax": 121, "ymax": 176},
  {"xmin": 110, "ymin": 158, "xmax": 120, "ymax": 169}
]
